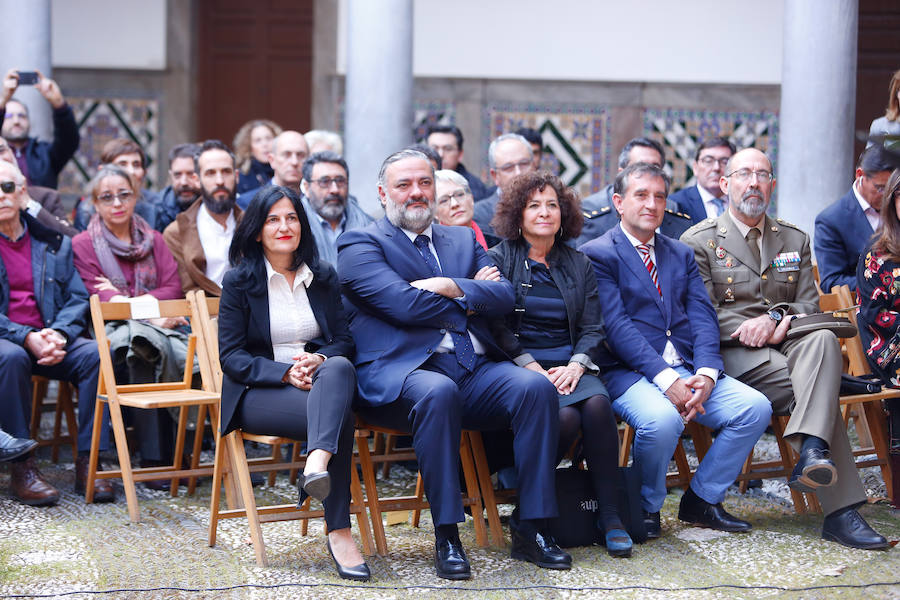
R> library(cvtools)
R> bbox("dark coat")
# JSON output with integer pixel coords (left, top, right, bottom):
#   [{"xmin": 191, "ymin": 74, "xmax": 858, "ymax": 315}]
[
  {"xmin": 217, "ymin": 260, "xmax": 354, "ymax": 434},
  {"xmin": 668, "ymin": 185, "xmax": 707, "ymax": 225},
  {"xmin": 814, "ymin": 187, "xmax": 876, "ymax": 293},
  {"xmin": 487, "ymin": 238, "xmax": 606, "ymax": 367},
  {"xmin": 0, "ymin": 104, "xmax": 80, "ymax": 189}
]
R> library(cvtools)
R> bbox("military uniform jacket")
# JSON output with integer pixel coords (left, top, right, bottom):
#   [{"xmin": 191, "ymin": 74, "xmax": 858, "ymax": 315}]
[{"xmin": 680, "ymin": 210, "xmax": 820, "ymax": 376}]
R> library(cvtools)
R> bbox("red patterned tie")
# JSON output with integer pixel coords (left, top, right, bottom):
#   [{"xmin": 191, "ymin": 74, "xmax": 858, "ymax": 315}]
[{"xmin": 636, "ymin": 244, "xmax": 662, "ymax": 296}]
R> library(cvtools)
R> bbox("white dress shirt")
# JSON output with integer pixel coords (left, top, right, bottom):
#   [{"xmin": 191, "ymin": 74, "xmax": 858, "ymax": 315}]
[
  {"xmin": 853, "ymin": 178, "xmax": 881, "ymax": 231},
  {"xmin": 697, "ymin": 184, "xmax": 726, "ymax": 219},
  {"xmin": 196, "ymin": 204, "xmax": 236, "ymax": 288},
  {"xmin": 620, "ymin": 225, "xmax": 719, "ymax": 392},
  {"xmin": 265, "ymin": 259, "xmax": 322, "ymax": 363},
  {"xmin": 400, "ymin": 225, "xmax": 486, "ymax": 355}
]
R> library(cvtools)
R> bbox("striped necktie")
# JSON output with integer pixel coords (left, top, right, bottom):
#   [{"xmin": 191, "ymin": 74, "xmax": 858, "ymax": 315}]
[{"xmin": 636, "ymin": 244, "xmax": 662, "ymax": 296}]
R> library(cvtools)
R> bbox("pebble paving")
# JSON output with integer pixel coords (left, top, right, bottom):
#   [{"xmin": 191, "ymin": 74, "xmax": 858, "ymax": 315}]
[{"xmin": 0, "ymin": 430, "xmax": 899, "ymax": 599}]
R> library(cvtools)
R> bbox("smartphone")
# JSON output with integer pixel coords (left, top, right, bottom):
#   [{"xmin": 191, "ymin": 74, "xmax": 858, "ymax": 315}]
[{"xmin": 17, "ymin": 71, "xmax": 38, "ymax": 85}]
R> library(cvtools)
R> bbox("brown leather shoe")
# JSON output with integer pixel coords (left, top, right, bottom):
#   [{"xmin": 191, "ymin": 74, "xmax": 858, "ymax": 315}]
[
  {"xmin": 75, "ymin": 455, "xmax": 115, "ymax": 503},
  {"xmin": 9, "ymin": 456, "xmax": 60, "ymax": 506}
]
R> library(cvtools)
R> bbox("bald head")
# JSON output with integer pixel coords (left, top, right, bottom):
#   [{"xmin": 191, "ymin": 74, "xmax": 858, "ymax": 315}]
[
  {"xmin": 269, "ymin": 131, "xmax": 310, "ymax": 190},
  {"xmin": 724, "ymin": 147, "xmax": 771, "ymax": 177}
]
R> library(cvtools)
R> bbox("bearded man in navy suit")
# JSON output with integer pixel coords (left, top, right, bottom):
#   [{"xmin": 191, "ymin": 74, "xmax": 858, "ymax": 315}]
[
  {"xmin": 814, "ymin": 145, "xmax": 898, "ymax": 293},
  {"xmin": 337, "ymin": 149, "xmax": 569, "ymax": 580},
  {"xmin": 579, "ymin": 162, "xmax": 771, "ymax": 538}
]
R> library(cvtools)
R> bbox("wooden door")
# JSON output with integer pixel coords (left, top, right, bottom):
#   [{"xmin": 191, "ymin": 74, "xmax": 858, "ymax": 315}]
[
  {"xmin": 855, "ymin": 0, "xmax": 900, "ymax": 160},
  {"xmin": 196, "ymin": 0, "xmax": 313, "ymax": 144}
]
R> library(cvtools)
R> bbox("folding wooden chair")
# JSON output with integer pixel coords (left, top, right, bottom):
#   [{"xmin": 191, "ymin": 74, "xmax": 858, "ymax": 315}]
[
  {"xmin": 619, "ymin": 421, "xmax": 700, "ymax": 490},
  {"xmin": 29, "ymin": 376, "xmax": 78, "ymax": 462},
  {"xmin": 191, "ymin": 291, "xmax": 374, "ymax": 567},
  {"xmin": 85, "ymin": 294, "xmax": 220, "ymax": 522},
  {"xmin": 354, "ymin": 418, "xmax": 495, "ymax": 555}
]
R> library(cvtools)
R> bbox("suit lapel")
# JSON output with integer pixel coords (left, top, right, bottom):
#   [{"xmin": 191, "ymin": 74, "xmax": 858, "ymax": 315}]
[
  {"xmin": 613, "ymin": 227, "xmax": 665, "ymax": 317},
  {"xmin": 845, "ymin": 192, "xmax": 875, "ymax": 243},
  {"xmin": 653, "ymin": 235, "xmax": 674, "ymax": 323},
  {"xmin": 718, "ymin": 211, "xmax": 761, "ymax": 274},
  {"xmin": 431, "ymin": 226, "xmax": 455, "ymax": 275},
  {"xmin": 246, "ymin": 281, "xmax": 274, "ymax": 350},
  {"xmin": 380, "ymin": 217, "xmax": 435, "ymax": 280}
]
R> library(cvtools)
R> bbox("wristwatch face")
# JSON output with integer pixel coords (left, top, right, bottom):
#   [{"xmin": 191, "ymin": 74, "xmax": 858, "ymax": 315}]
[{"xmin": 767, "ymin": 310, "xmax": 782, "ymax": 322}]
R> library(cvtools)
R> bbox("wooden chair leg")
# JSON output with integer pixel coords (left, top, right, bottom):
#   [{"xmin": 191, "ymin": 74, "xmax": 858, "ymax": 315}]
[
  {"xmin": 208, "ymin": 428, "xmax": 228, "ymax": 547},
  {"xmin": 468, "ymin": 431, "xmax": 505, "ymax": 548},
  {"xmin": 85, "ymin": 397, "xmax": 105, "ymax": 504},
  {"xmin": 60, "ymin": 384, "xmax": 78, "ymax": 460},
  {"xmin": 459, "ymin": 434, "xmax": 487, "ymax": 548},
  {"xmin": 267, "ymin": 442, "xmax": 281, "ymax": 487},
  {"xmin": 619, "ymin": 424, "xmax": 635, "ymax": 467},
  {"xmin": 381, "ymin": 434, "xmax": 396, "ymax": 478},
  {"xmin": 28, "ymin": 377, "xmax": 47, "ymax": 440},
  {"xmin": 187, "ymin": 404, "xmax": 207, "ymax": 495},
  {"xmin": 772, "ymin": 417, "xmax": 808, "ymax": 514},
  {"xmin": 108, "ymin": 399, "xmax": 140, "ymax": 522},
  {"xmin": 228, "ymin": 433, "xmax": 267, "ymax": 567},
  {"xmin": 172, "ymin": 406, "xmax": 189, "ymax": 497},
  {"xmin": 300, "ymin": 496, "xmax": 311, "ymax": 536},
  {"xmin": 356, "ymin": 435, "xmax": 387, "ymax": 556},
  {"xmin": 350, "ymin": 460, "xmax": 375, "ymax": 556},
  {"xmin": 673, "ymin": 442, "xmax": 692, "ymax": 487},
  {"xmin": 863, "ymin": 400, "xmax": 893, "ymax": 500},
  {"xmin": 411, "ymin": 473, "xmax": 424, "ymax": 528},
  {"xmin": 289, "ymin": 442, "xmax": 303, "ymax": 485}
]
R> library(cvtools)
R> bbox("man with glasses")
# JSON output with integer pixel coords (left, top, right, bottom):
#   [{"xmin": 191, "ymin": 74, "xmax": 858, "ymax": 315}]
[
  {"xmin": 682, "ymin": 148, "xmax": 889, "ymax": 550},
  {"xmin": 473, "ymin": 133, "xmax": 535, "ymax": 235},
  {"xmin": 299, "ymin": 151, "xmax": 372, "ymax": 267},
  {"xmin": 815, "ymin": 145, "xmax": 900, "ymax": 293},
  {"xmin": 670, "ymin": 137, "xmax": 736, "ymax": 225},
  {"xmin": 426, "ymin": 124, "xmax": 490, "ymax": 201}
]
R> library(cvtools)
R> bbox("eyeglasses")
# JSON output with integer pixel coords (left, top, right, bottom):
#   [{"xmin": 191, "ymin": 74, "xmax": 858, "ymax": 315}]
[
  {"xmin": 0, "ymin": 181, "xmax": 18, "ymax": 193},
  {"xmin": 725, "ymin": 169, "xmax": 773, "ymax": 183},
  {"xmin": 437, "ymin": 189, "xmax": 469, "ymax": 204},
  {"xmin": 312, "ymin": 176, "xmax": 348, "ymax": 189},
  {"xmin": 698, "ymin": 156, "xmax": 729, "ymax": 168},
  {"xmin": 97, "ymin": 190, "xmax": 136, "ymax": 205},
  {"xmin": 497, "ymin": 159, "xmax": 532, "ymax": 174}
]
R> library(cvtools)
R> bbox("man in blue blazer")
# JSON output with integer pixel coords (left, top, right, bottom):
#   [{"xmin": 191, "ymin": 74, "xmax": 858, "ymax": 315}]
[
  {"xmin": 814, "ymin": 145, "xmax": 898, "ymax": 292},
  {"xmin": 668, "ymin": 137, "xmax": 736, "ymax": 225},
  {"xmin": 579, "ymin": 162, "xmax": 771, "ymax": 538},
  {"xmin": 338, "ymin": 149, "xmax": 568, "ymax": 579}
]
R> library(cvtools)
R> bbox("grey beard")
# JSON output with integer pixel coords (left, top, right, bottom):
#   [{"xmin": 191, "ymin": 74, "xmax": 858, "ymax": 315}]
[
  {"xmin": 385, "ymin": 200, "xmax": 434, "ymax": 233},
  {"xmin": 736, "ymin": 194, "xmax": 767, "ymax": 219},
  {"xmin": 315, "ymin": 199, "xmax": 346, "ymax": 222}
]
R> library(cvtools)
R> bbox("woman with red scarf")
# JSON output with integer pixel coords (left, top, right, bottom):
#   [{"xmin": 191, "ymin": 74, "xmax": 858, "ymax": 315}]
[{"xmin": 434, "ymin": 169, "xmax": 499, "ymax": 249}]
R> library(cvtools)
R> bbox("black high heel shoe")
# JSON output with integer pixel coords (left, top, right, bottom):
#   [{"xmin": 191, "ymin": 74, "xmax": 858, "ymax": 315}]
[
  {"xmin": 327, "ymin": 538, "xmax": 371, "ymax": 581},
  {"xmin": 297, "ymin": 471, "xmax": 331, "ymax": 505}
]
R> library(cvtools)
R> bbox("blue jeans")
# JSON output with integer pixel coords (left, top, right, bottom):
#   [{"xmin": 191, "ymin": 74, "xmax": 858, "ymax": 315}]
[{"xmin": 612, "ymin": 366, "xmax": 771, "ymax": 512}]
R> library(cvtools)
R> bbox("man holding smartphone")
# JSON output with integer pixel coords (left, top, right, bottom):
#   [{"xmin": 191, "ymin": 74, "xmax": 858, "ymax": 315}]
[{"xmin": 0, "ymin": 69, "xmax": 80, "ymax": 190}]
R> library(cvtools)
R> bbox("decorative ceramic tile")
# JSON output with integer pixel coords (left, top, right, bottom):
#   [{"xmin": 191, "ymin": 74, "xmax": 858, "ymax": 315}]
[
  {"xmin": 412, "ymin": 100, "xmax": 456, "ymax": 144},
  {"xmin": 57, "ymin": 97, "xmax": 160, "ymax": 196},
  {"xmin": 483, "ymin": 103, "xmax": 610, "ymax": 198},
  {"xmin": 642, "ymin": 108, "xmax": 779, "ymax": 194}
]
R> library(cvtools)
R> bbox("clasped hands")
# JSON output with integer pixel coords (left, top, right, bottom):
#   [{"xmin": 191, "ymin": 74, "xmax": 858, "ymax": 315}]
[
  {"xmin": 24, "ymin": 328, "xmax": 66, "ymax": 366},
  {"xmin": 664, "ymin": 374, "xmax": 713, "ymax": 422},
  {"xmin": 730, "ymin": 311, "xmax": 804, "ymax": 348},
  {"xmin": 526, "ymin": 361, "xmax": 585, "ymax": 395},
  {"xmin": 284, "ymin": 352, "xmax": 325, "ymax": 391}
]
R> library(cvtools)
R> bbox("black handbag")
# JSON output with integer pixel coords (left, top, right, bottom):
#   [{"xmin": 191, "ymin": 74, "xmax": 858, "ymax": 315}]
[
  {"xmin": 546, "ymin": 466, "xmax": 647, "ymax": 548},
  {"xmin": 839, "ymin": 373, "xmax": 882, "ymax": 395}
]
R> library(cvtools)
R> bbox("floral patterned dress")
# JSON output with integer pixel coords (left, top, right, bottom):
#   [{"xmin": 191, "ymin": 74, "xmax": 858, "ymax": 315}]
[{"xmin": 858, "ymin": 247, "xmax": 900, "ymax": 386}]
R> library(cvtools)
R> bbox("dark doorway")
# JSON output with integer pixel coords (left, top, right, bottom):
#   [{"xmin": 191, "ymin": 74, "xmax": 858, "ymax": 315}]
[
  {"xmin": 856, "ymin": 0, "xmax": 900, "ymax": 160},
  {"xmin": 196, "ymin": 0, "xmax": 313, "ymax": 143}
]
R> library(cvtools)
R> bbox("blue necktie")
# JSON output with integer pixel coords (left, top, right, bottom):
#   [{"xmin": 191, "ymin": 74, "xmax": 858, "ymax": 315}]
[
  {"xmin": 712, "ymin": 197, "xmax": 725, "ymax": 217},
  {"xmin": 413, "ymin": 234, "xmax": 476, "ymax": 371}
]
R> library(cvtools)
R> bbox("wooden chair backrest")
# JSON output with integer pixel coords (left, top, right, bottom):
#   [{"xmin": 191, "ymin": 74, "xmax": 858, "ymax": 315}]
[
  {"xmin": 831, "ymin": 285, "xmax": 872, "ymax": 377},
  {"xmin": 89, "ymin": 294, "xmax": 198, "ymax": 398},
  {"xmin": 189, "ymin": 291, "xmax": 222, "ymax": 394}
]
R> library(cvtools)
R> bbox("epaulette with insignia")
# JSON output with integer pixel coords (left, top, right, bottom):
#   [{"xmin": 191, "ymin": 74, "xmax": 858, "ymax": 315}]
[
  {"xmin": 665, "ymin": 209, "xmax": 691, "ymax": 221},
  {"xmin": 683, "ymin": 218, "xmax": 716, "ymax": 235},
  {"xmin": 775, "ymin": 217, "xmax": 801, "ymax": 230},
  {"xmin": 583, "ymin": 206, "xmax": 611, "ymax": 219}
]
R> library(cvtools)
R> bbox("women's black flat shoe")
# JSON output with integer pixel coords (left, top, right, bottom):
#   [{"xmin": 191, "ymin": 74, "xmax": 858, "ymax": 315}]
[{"xmin": 327, "ymin": 538, "xmax": 371, "ymax": 581}]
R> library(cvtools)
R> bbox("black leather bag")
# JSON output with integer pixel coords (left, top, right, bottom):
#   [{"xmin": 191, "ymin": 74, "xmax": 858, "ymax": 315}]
[
  {"xmin": 547, "ymin": 466, "xmax": 647, "ymax": 548},
  {"xmin": 839, "ymin": 373, "xmax": 882, "ymax": 395}
]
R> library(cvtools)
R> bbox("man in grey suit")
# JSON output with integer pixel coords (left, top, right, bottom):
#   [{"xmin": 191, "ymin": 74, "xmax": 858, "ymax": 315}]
[{"xmin": 681, "ymin": 148, "xmax": 889, "ymax": 550}]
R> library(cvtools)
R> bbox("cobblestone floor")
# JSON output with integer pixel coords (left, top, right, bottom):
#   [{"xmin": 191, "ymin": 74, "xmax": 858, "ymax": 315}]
[{"xmin": 0, "ymin": 433, "xmax": 899, "ymax": 600}]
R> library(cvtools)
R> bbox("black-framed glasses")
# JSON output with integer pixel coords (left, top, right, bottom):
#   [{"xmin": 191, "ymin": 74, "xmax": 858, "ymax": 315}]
[
  {"xmin": 725, "ymin": 169, "xmax": 773, "ymax": 183},
  {"xmin": 97, "ymin": 190, "xmax": 136, "ymax": 205},
  {"xmin": 698, "ymin": 156, "xmax": 729, "ymax": 168},
  {"xmin": 313, "ymin": 176, "xmax": 348, "ymax": 189},
  {"xmin": 437, "ymin": 189, "xmax": 469, "ymax": 204},
  {"xmin": 0, "ymin": 181, "xmax": 17, "ymax": 194}
]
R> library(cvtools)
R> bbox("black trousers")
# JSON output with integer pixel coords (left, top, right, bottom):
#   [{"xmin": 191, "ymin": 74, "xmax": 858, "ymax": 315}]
[{"xmin": 234, "ymin": 356, "xmax": 356, "ymax": 531}]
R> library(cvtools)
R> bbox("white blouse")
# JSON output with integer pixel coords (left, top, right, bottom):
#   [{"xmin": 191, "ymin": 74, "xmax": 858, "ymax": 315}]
[{"xmin": 264, "ymin": 259, "xmax": 322, "ymax": 363}]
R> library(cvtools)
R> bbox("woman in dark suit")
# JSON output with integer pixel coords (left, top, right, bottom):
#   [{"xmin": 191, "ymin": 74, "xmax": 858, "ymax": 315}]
[
  {"xmin": 489, "ymin": 172, "xmax": 631, "ymax": 557},
  {"xmin": 218, "ymin": 185, "xmax": 369, "ymax": 580}
]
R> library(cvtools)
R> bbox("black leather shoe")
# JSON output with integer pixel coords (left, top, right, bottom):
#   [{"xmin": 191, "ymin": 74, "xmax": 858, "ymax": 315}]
[
  {"xmin": 327, "ymin": 538, "xmax": 371, "ymax": 581},
  {"xmin": 643, "ymin": 510, "xmax": 661, "ymax": 539},
  {"xmin": 434, "ymin": 537, "xmax": 471, "ymax": 580},
  {"xmin": 0, "ymin": 430, "xmax": 37, "ymax": 462},
  {"xmin": 510, "ymin": 525, "xmax": 572, "ymax": 570},
  {"xmin": 822, "ymin": 509, "xmax": 889, "ymax": 550},
  {"xmin": 299, "ymin": 471, "xmax": 331, "ymax": 501},
  {"xmin": 678, "ymin": 488, "xmax": 751, "ymax": 532},
  {"xmin": 789, "ymin": 447, "xmax": 837, "ymax": 493}
]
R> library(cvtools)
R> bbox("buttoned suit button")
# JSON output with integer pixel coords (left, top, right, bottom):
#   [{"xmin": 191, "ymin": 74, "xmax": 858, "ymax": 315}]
[
  {"xmin": 440, "ymin": 329, "xmax": 447, "ymax": 334},
  {"xmin": 426, "ymin": 348, "xmax": 433, "ymax": 354},
  {"xmin": 666, "ymin": 330, "xmax": 671, "ymax": 337}
]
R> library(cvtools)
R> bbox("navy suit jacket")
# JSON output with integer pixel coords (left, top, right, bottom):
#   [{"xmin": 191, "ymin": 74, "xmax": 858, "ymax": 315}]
[
  {"xmin": 814, "ymin": 187, "xmax": 876, "ymax": 293},
  {"xmin": 668, "ymin": 185, "xmax": 707, "ymax": 225},
  {"xmin": 578, "ymin": 225, "xmax": 723, "ymax": 399},
  {"xmin": 337, "ymin": 217, "xmax": 515, "ymax": 407},
  {"xmin": 217, "ymin": 261, "xmax": 354, "ymax": 434}
]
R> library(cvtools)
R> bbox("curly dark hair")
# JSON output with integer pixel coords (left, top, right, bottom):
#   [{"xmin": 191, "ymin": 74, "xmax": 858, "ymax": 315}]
[{"xmin": 490, "ymin": 171, "xmax": 582, "ymax": 241}]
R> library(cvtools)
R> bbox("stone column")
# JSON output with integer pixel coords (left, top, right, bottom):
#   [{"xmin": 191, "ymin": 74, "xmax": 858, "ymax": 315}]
[
  {"xmin": 778, "ymin": 0, "xmax": 858, "ymax": 246},
  {"xmin": 0, "ymin": 0, "xmax": 53, "ymax": 140},
  {"xmin": 344, "ymin": 0, "xmax": 414, "ymax": 217}
]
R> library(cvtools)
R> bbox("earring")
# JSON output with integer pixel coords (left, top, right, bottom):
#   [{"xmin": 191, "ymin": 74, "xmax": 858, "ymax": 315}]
[
  {"xmin": 557, "ymin": 225, "xmax": 564, "ymax": 238},
  {"xmin": 518, "ymin": 227, "xmax": 522, "ymax": 238}
]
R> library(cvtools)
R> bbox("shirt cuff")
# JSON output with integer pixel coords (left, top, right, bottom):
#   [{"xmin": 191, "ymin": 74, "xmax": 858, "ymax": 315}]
[
  {"xmin": 570, "ymin": 352, "xmax": 599, "ymax": 374},
  {"xmin": 25, "ymin": 199, "xmax": 41, "ymax": 217},
  {"xmin": 313, "ymin": 353, "xmax": 327, "ymax": 362},
  {"xmin": 514, "ymin": 353, "xmax": 536, "ymax": 368},
  {"xmin": 652, "ymin": 367, "xmax": 680, "ymax": 393},
  {"xmin": 695, "ymin": 367, "xmax": 719, "ymax": 384}
]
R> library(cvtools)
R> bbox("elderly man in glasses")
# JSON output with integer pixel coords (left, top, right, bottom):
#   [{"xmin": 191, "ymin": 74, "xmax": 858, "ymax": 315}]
[
  {"xmin": 669, "ymin": 137, "xmax": 736, "ymax": 225},
  {"xmin": 681, "ymin": 148, "xmax": 889, "ymax": 550},
  {"xmin": 0, "ymin": 160, "xmax": 110, "ymax": 505},
  {"xmin": 473, "ymin": 133, "xmax": 535, "ymax": 236},
  {"xmin": 298, "ymin": 151, "xmax": 372, "ymax": 268}
]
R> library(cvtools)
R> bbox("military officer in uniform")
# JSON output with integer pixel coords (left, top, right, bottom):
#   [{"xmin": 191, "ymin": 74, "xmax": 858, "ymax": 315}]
[
  {"xmin": 575, "ymin": 137, "xmax": 691, "ymax": 247},
  {"xmin": 681, "ymin": 148, "xmax": 889, "ymax": 550}
]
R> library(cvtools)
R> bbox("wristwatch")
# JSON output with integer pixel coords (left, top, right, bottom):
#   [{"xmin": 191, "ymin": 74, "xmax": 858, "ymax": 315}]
[{"xmin": 766, "ymin": 309, "xmax": 783, "ymax": 323}]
